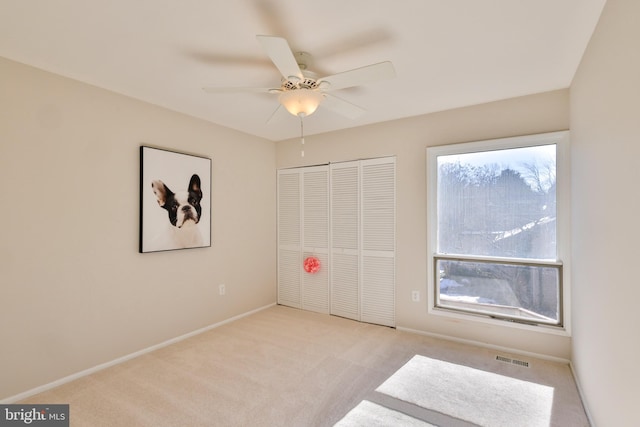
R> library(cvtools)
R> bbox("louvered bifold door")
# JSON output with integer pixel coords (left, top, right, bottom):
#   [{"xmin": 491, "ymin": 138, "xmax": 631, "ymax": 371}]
[
  {"xmin": 277, "ymin": 170, "xmax": 301, "ymax": 308},
  {"xmin": 301, "ymin": 167, "xmax": 329, "ymax": 314},
  {"xmin": 330, "ymin": 162, "xmax": 360, "ymax": 321},
  {"xmin": 360, "ymin": 158, "xmax": 396, "ymax": 327}
]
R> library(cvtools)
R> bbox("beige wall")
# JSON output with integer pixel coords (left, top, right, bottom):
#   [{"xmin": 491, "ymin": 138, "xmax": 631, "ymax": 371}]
[
  {"xmin": 0, "ymin": 58, "xmax": 277, "ymax": 400},
  {"xmin": 570, "ymin": 0, "xmax": 640, "ymax": 424},
  {"xmin": 277, "ymin": 89, "xmax": 572, "ymax": 359},
  {"xmin": 8, "ymin": 7, "xmax": 637, "ymax": 416}
]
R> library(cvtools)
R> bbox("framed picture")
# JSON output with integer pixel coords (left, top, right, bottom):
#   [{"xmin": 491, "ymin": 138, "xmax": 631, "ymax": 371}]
[{"xmin": 139, "ymin": 146, "xmax": 211, "ymax": 253}]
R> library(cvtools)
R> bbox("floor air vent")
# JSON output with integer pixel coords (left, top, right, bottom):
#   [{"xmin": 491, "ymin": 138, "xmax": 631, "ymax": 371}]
[{"xmin": 496, "ymin": 355, "xmax": 530, "ymax": 368}]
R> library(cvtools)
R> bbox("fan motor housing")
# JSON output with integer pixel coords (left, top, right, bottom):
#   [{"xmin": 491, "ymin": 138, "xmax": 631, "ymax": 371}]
[{"xmin": 280, "ymin": 52, "xmax": 320, "ymax": 91}]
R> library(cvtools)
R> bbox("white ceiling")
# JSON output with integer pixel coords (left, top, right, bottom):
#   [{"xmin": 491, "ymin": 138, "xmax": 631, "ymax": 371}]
[{"xmin": 0, "ymin": 0, "xmax": 606, "ymax": 141}]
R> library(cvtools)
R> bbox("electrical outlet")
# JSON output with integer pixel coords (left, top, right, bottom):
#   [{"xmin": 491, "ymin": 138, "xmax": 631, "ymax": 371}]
[
  {"xmin": 219, "ymin": 284, "xmax": 226, "ymax": 295},
  {"xmin": 411, "ymin": 290, "xmax": 420, "ymax": 302}
]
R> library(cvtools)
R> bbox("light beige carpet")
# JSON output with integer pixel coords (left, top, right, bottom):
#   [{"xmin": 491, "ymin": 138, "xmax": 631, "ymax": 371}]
[
  {"xmin": 19, "ymin": 305, "xmax": 589, "ymax": 426},
  {"xmin": 334, "ymin": 400, "xmax": 435, "ymax": 427},
  {"xmin": 376, "ymin": 355, "xmax": 554, "ymax": 427}
]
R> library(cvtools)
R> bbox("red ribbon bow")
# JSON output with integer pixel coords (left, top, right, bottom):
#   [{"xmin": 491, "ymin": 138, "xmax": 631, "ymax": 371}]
[{"xmin": 303, "ymin": 256, "xmax": 321, "ymax": 273}]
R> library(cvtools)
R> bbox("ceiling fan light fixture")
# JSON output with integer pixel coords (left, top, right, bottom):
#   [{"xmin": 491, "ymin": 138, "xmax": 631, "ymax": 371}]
[{"xmin": 279, "ymin": 88, "xmax": 323, "ymax": 117}]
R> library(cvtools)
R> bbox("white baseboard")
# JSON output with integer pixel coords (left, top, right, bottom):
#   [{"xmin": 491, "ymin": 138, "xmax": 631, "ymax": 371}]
[
  {"xmin": 396, "ymin": 326, "xmax": 571, "ymax": 365},
  {"xmin": 569, "ymin": 361, "xmax": 595, "ymax": 426},
  {"xmin": 1, "ymin": 303, "xmax": 276, "ymax": 404}
]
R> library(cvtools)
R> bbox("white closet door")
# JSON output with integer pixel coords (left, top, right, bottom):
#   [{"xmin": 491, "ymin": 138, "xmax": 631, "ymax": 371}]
[
  {"xmin": 360, "ymin": 158, "xmax": 396, "ymax": 327},
  {"xmin": 330, "ymin": 157, "xmax": 396, "ymax": 327},
  {"xmin": 280, "ymin": 158, "xmax": 395, "ymax": 327},
  {"xmin": 302, "ymin": 167, "xmax": 329, "ymax": 314},
  {"xmin": 277, "ymin": 170, "xmax": 301, "ymax": 308},
  {"xmin": 330, "ymin": 162, "xmax": 360, "ymax": 320}
]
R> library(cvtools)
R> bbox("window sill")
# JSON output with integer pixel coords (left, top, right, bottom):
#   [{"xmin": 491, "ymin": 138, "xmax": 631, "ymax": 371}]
[{"xmin": 429, "ymin": 305, "xmax": 571, "ymax": 337}]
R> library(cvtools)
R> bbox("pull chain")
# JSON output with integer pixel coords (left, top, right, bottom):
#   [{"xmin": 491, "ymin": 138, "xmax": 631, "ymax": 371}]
[{"xmin": 300, "ymin": 117, "xmax": 305, "ymax": 157}]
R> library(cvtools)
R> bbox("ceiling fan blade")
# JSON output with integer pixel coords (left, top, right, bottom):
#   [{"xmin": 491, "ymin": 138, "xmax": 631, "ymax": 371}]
[
  {"xmin": 318, "ymin": 61, "xmax": 396, "ymax": 91},
  {"xmin": 321, "ymin": 93, "xmax": 366, "ymax": 119},
  {"xmin": 202, "ymin": 86, "xmax": 273, "ymax": 94},
  {"xmin": 256, "ymin": 35, "xmax": 303, "ymax": 81}
]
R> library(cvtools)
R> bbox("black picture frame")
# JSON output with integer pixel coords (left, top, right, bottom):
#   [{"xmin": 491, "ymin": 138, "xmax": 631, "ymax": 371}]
[{"xmin": 139, "ymin": 146, "xmax": 212, "ymax": 253}]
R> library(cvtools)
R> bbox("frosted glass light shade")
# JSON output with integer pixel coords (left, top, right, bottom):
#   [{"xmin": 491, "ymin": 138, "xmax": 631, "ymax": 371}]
[{"xmin": 279, "ymin": 89, "xmax": 323, "ymax": 117}]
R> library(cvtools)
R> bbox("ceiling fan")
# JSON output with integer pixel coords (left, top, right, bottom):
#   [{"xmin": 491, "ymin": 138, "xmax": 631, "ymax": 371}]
[{"xmin": 203, "ymin": 35, "xmax": 396, "ymax": 121}]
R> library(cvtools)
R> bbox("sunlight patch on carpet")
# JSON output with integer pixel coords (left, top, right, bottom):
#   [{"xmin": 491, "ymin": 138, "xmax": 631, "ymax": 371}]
[
  {"xmin": 376, "ymin": 355, "xmax": 554, "ymax": 427},
  {"xmin": 334, "ymin": 400, "xmax": 435, "ymax": 427}
]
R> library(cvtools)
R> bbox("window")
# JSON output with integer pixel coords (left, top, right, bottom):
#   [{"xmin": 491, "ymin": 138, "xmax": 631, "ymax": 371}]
[{"xmin": 427, "ymin": 132, "xmax": 569, "ymax": 329}]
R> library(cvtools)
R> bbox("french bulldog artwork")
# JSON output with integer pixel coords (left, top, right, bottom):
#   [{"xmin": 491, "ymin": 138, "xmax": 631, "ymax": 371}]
[
  {"xmin": 151, "ymin": 174, "xmax": 204, "ymax": 249},
  {"xmin": 140, "ymin": 146, "xmax": 211, "ymax": 253}
]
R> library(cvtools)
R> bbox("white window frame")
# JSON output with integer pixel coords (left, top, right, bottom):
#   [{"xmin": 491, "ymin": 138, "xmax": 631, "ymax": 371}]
[{"xmin": 426, "ymin": 131, "xmax": 571, "ymax": 335}]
